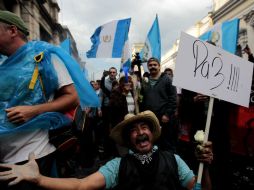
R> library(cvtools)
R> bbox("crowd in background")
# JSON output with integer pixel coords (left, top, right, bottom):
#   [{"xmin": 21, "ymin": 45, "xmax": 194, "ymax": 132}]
[{"xmin": 0, "ymin": 10, "xmax": 253, "ymax": 190}]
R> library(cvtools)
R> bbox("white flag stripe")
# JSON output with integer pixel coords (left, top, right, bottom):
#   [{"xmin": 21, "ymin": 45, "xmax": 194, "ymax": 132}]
[
  {"xmin": 145, "ymin": 39, "xmax": 152, "ymax": 59},
  {"xmin": 96, "ymin": 20, "xmax": 117, "ymax": 57},
  {"xmin": 210, "ymin": 23, "xmax": 222, "ymax": 48}
]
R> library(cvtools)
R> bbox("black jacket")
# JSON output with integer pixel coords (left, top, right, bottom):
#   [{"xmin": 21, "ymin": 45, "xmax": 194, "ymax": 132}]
[{"xmin": 141, "ymin": 73, "xmax": 177, "ymax": 119}]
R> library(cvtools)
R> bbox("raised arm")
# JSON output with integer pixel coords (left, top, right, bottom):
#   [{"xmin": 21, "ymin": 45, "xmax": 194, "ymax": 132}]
[
  {"xmin": 37, "ymin": 171, "xmax": 105, "ymax": 190},
  {"xmin": 0, "ymin": 153, "xmax": 106, "ymax": 190}
]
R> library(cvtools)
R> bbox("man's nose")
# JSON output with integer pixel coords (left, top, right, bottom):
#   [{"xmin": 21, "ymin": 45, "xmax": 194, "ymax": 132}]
[{"xmin": 137, "ymin": 128, "xmax": 144, "ymax": 135}]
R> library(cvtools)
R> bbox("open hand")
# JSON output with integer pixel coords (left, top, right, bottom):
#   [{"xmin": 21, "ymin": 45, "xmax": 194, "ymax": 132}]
[
  {"xmin": 0, "ymin": 153, "xmax": 40, "ymax": 186},
  {"xmin": 103, "ymin": 70, "xmax": 110, "ymax": 77}
]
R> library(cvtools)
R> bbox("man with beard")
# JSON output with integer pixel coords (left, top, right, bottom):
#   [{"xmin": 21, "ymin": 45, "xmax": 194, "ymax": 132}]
[
  {"xmin": 140, "ymin": 57, "xmax": 177, "ymax": 152},
  {"xmin": 0, "ymin": 111, "xmax": 213, "ymax": 190}
]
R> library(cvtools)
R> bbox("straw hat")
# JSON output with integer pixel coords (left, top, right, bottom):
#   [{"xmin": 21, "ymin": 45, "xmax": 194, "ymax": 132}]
[{"xmin": 110, "ymin": 110, "xmax": 161, "ymax": 146}]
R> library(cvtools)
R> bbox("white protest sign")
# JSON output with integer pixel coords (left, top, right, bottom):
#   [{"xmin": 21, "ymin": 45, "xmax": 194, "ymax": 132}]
[{"xmin": 173, "ymin": 32, "xmax": 253, "ymax": 107}]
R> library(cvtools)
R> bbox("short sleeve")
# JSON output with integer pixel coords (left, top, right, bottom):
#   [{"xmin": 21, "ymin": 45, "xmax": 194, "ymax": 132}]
[
  {"xmin": 51, "ymin": 54, "xmax": 73, "ymax": 89},
  {"xmin": 98, "ymin": 157, "xmax": 121, "ymax": 189},
  {"xmin": 174, "ymin": 154, "xmax": 195, "ymax": 187}
]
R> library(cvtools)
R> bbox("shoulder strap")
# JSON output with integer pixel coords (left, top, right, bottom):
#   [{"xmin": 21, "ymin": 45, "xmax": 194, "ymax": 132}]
[{"xmin": 29, "ymin": 52, "xmax": 45, "ymax": 96}]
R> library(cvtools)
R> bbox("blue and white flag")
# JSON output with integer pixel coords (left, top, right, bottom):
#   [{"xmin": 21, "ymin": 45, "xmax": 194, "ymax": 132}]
[
  {"xmin": 199, "ymin": 18, "xmax": 239, "ymax": 54},
  {"xmin": 60, "ymin": 38, "xmax": 71, "ymax": 55},
  {"xmin": 120, "ymin": 38, "xmax": 131, "ymax": 69},
  {"xmin": 86, "ymin": 18, "xmax": 131, "ymax": 58},
  {"xmin": 140, "ymin": 15, "xmax": 161, "ymax": 62}
]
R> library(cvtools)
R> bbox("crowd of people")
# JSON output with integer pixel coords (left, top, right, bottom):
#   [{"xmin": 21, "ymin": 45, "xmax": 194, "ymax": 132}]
[{"xmin": 0, "ymin": 10, "xmax": 253, "ymax": 190}]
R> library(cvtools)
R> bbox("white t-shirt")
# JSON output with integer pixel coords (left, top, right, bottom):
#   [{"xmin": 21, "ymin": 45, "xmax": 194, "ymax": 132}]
[{"xmin": 0, "ymin": 54, "xmax": 73, "ymax": 163}]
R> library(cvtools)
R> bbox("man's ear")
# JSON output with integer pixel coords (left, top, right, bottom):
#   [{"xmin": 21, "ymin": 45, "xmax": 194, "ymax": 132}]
[{"xmin": 9, "ymin": 25, "xmax": 19, "ymax": 37}]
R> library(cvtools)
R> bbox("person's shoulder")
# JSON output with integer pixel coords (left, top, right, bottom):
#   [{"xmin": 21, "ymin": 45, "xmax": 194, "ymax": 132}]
[
  {"xmin": 110, "ymin": 88, "xmax": 122, "ymax": 98},
  {"xmin": 100, "ymin": 157, "xmax": 121, "ymax": 170},
  {"xmin": 158, "ymin": 149, "xmax": 173, "ymax": 153},
  {"xmin": 32, "ymin": 40, "xmax": 54, "ymax": 51},
  {"xmin": 158, "ymin": 149, "xmax": 176, "ymax": 159},
  {"xmin": 160, "ymin": 73, "xmax": 172, "ymax": 81}
]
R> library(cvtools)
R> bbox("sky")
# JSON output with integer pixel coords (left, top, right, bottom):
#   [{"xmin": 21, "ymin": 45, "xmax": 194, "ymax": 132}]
[{"xmin": 58, "ymin": 0, "xmax": 212, "ymax": 80}]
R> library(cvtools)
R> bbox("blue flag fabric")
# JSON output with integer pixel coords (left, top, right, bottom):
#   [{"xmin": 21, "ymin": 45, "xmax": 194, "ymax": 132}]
[
  {"xmin": 0, "ymin": 112, "xmax": 72, "ymax": 135},
  {"xmin": 60, "ymin": 38, "xmax": 71, "ymax": 55},
  {"xmin": 199, "ymin": 18, "xmax": 239, "ymax": 54},
  {"xmin": 0, "ymin": 41, "xmax": 99, "ymax": 135},
  {"xmin": 86, "ymin": 18, "xmax": 131, "ymax": 58},
  {"xmin": 140, "ymin": 15, "xmax": 161, "ymax": 62}
]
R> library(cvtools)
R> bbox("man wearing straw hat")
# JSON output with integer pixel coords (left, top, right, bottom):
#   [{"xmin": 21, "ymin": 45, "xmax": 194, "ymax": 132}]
[{"xmin": 0, "ymin": 110, "xmax": 212, "ymax": 190}]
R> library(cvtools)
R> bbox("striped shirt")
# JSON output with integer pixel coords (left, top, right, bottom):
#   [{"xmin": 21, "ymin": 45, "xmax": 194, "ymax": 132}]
[{"xmin": 126, "ymin": 92, "xmax": 135, "ymax": 114}]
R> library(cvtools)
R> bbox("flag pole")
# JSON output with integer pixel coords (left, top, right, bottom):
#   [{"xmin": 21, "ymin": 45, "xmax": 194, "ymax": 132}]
[
  {"xmin": 131, "ymin": 53, "xmax": 142, "ymax": 114},
  {"xmin": 196, "ymin": 17, "xmax": 214, "ymax": 187},
  {"xmin": 195, "ymin": 97, "xmax": 214, "ymax": 188}
]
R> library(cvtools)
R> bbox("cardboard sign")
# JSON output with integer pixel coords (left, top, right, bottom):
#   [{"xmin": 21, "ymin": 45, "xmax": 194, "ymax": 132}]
[{"xmin": 173, "ymin": 32, "xmax": 253, "ymax": 107}]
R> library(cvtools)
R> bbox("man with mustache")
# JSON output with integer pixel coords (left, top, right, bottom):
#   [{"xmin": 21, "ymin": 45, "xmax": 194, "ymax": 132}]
[
  {"xmin": 0, "ymin": 111, "xmax": 213, "ymax": 190},
  {"xmin": 140, "ymin": 57, "xmax": 178, "ymax": 152}
]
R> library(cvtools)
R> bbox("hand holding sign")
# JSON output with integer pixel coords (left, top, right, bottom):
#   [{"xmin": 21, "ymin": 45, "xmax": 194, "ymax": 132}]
[
  {"xmin": 174, "ymin": 32, "xmax": 253, "ymax": 107},
  {"xmin": 173, "ymin": 32, "xmax": 253, "ymax": 186}
]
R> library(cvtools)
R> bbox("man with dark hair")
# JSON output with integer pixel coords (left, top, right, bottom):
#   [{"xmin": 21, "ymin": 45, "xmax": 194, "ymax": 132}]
[
  {"xmin": 101, "ymin": 67, "xmax": 118, "ymax": 106},
  {"xmin": 140, "ymin": 57, "xmax": 178, "ymax": 152},
  {"xmin": 100, "ymin": 66, "xmax": 118, "ymax": 157},
  {"xmin": 164, "ymin": 68, "xmax": 174, "ymax": 79},
  {"xmin": 0, "ymin": 111, "xmax": 213, "ymax": 190}
]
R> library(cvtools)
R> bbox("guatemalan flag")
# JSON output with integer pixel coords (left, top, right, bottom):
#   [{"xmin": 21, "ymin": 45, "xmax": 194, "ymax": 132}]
[
  {"xmin": 199, "ymin": 18, "xmax": 239, "ymax": 54},
  {"xmin": 86, "ymin": 18, "xmax": 131, "ymax": 58},
  {"xmin": 140, "ymin": 15, "xmax": 161, "ymax": 62}
]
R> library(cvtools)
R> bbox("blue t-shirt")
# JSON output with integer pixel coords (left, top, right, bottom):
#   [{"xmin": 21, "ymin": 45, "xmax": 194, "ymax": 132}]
[{"xmin": 99, "ymin": 150, "xmax": 194, "ymax": 189}]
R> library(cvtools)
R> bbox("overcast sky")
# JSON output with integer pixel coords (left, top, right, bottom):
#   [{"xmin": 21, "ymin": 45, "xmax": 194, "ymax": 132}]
[{"xmin": 58, "ymin": 0, "xmax": 212, "ymax": 79}]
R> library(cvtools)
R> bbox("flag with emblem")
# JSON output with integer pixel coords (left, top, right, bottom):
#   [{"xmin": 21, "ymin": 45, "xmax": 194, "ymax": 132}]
[
  {"xmin": 140, "ymin": 15, "xmax": 161, "ymax": 62},
  {"xmin": 86, "ymin": 18, "xmax": 131, "ymax": 58},
  {"xmin": 199, "ymin": 18, "xmax": 239, "ymax": 54}
]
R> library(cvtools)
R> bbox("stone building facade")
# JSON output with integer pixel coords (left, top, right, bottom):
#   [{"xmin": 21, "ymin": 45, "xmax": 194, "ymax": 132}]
[{"xmin": 0, "ymin": 0, "xmax": 80, "ymax": 61}]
